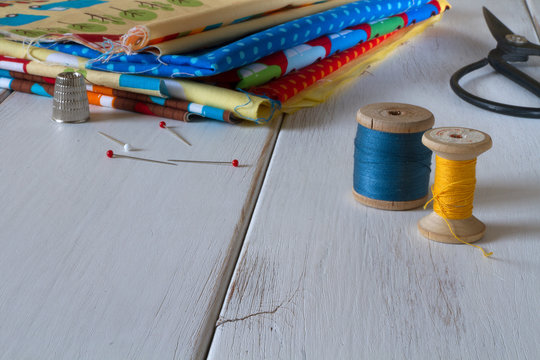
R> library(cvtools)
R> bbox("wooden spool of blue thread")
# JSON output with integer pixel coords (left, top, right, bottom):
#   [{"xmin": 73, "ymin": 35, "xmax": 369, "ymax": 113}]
[{"xmin": 353, "ymin": 103, "xmax": 435, "ymax": 210}]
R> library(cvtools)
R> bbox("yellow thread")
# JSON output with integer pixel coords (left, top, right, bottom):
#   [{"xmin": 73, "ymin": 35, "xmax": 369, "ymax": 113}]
[{"xmin": 424, "ymin": 156, "xmax": 493, "ymax": 257}]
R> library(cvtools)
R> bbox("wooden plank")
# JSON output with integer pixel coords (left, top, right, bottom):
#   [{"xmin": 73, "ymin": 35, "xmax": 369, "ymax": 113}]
[
  {"xmin": 208, "ymin": 0, "xmax": 540, "ymax": 359},
  {"xmin": 0, "ymin": 93, "xmax": 281, "ymax": 360},
  {"xmin": 525, "ymin": 0, "xmax": 540, "ymax": 40}
]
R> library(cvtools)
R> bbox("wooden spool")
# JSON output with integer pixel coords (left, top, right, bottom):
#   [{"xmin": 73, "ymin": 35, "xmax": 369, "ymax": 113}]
[
  {"xmin": 417, "ymin": 127, "xmax": 492, "ymax": 243},
  {"xmin": 354, "ymin": 102, "xmax": 435, "ymax": 210}
]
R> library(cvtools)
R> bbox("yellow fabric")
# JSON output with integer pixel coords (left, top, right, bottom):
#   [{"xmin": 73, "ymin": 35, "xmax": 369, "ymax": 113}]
[{"xmin": 168, "ymin": 78, "xmax": 274, "ymax": 121}]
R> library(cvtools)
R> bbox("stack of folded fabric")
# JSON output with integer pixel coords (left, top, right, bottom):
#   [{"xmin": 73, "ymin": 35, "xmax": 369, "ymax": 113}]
[{"xmin": 0, "ymin": 0, "xmax": 450, "ymax": 124}]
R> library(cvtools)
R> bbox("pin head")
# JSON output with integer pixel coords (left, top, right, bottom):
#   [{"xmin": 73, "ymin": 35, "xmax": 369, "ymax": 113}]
[
  {"xmin": 159, "ymin": 121, "xmax": 167, "ymax": 128},
  {"xmin": 232, "ymin": 159, "xmax": 239, "ymax": 167},
  {"xmin": 124, "ymin": 143, "xmax": 133, "ymax": 152},
  {"xmin": 106, "ymin": 150, "xmax": 114, "ymax": 158}
]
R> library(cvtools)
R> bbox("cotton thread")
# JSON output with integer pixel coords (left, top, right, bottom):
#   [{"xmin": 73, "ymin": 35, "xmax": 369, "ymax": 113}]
[
  {"xmin": 353, "ymin": 125, "xmax": 432, "ymax": 202},
  {"xmin": 120, "ymin": 26, "xmax": 150, "ymax": 54},
  {"xmin": 23, "ymin": 34, "xmax": 54, "ymax": 64},
  {"xmin": 424, "ymin": 155, "xmax": 493, "ymax": 257},
  {"xmin": 233, "ymin": 89, "xmax": 281, "ymax": 123}
]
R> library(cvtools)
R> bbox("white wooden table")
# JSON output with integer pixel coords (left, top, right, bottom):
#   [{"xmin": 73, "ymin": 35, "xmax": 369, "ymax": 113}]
[{"xmin": 1, "ymin": 0, "xmax": 539, "ymax": 359}]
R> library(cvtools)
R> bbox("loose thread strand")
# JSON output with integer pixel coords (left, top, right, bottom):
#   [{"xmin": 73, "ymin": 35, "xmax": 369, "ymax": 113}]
[{"xmin": 233, "ymin": 88, "xmax": 281, "ymax": 123}]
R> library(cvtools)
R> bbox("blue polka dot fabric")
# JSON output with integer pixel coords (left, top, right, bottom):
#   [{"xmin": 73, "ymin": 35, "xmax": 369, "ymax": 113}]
[{"xmin": 49, "ymin": 0, "xmax": 432, "ymax": 78}]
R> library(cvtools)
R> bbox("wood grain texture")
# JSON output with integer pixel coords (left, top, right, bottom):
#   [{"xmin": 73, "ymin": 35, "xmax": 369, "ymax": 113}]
[
  {"xmin": 422, "ymin": 127, "xmax": 492, "ymax": 160},
  {"xmin": 0, "ymin": 94, "xmax": 281, "ymax": 360},
  {"xmin": 352, "ymin": 190, "xmax": 428, "ymax": 211},
  {"xmin": 209, "ymin": 0, "xmax": 540, "ymax": 359},
  {"xmin": 356, "ymin": 102, "xmax": 434, "ymax": 134}
]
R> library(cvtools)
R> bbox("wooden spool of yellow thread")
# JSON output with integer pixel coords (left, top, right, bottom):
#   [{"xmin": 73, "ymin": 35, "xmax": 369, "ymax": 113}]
[{"xmin": 418, "ymin": 127, "xmax": 492, "ymax": 253}]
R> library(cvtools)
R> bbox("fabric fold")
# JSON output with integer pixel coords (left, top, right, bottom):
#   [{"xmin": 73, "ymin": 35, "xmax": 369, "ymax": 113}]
[
  {"xmin": 0, "ymin": 43, "xmax": 277, "ymax": 121},
  {"xmin": 277, "ymin": 12, "xmax": 444, "ymax": 112},
  {"xmin": 78, "ymin": 0, "xmax": 434, "ymax": 77},
  {"xmin": 0, "ymin": 0, "xmax": 356, "ymax": 53},
  {"xmin": 0, "ymin": 0, "xmax": 451, "ymax": 124},
  {"xmin": 0, "ymin": 73, "xmax": 242, "ymax": 122},
  {"xmin": 207, "ymin": 0, "xmax": 445, "ymax": 89}
]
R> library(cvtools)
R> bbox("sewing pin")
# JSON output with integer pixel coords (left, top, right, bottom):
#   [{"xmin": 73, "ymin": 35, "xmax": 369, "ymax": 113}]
[
  {"xmin": 159, "ymin": 121, "xmax": 191, "ymax": 147},
  {"xmin": 106, "ymin": 150, "xmax": 176, "ymax": 166},
  {"xmin": 98, "ymin": 131, "xmax": 133, "ymax": 152},
  {"xmin": 168, "ymin": 159, "xmax": 240, "ymax": 167}
]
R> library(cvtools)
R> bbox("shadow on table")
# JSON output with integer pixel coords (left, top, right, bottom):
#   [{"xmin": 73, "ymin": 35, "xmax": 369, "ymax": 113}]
[
  {"xmin": 476, "ymin": 182, "xmax": 540, "ymax": 208},
  {"xmin": 485, "ymin": 222, "xmax": 540, "ymax": 242},
  {"xmin": 88, "ymin": 108, "xmax": 174, "ymax": 123},
  {"xmin": 478, "ymin": 181, "xmax": 540, "ymax": 243}
]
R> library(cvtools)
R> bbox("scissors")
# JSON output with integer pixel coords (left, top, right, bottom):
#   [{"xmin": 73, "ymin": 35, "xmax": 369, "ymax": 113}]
[{"xmin": 450, "ymin": 7, "xmax": 540, "ymax": 118}]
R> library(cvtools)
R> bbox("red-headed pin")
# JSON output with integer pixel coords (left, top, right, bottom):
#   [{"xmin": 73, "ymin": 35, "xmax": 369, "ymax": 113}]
[
  {"xmin": 167, "ymin": 158, "xmax": 240, "ymax": 167},
  {"xmin": 159, "ymin": 121, "xmax": 191, "ymax": 147},
  {"xmin": 106, "ymin": 150, "xmax": 176, "ymax": 166}
]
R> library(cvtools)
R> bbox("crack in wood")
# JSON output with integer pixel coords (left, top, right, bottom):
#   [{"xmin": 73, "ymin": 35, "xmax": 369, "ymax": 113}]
[
  {"xmin": 215, "ymin": 264, "xmax": 305, "ymax": 329},
  {"xmin": 197, "ymin": 114, "xmax": 285, "ymax": 359},
  {"xmin": 215, "ymin": 304, "xmax": 283, "ymax": 327}
]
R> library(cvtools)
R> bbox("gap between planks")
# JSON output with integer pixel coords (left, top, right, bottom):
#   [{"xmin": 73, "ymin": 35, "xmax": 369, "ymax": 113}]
[
  {"xmin": 0, "ymin": 93, "xmax": 285, "ymax": 360},
  {"xmin": 0, "ymin": 89, "xmax": 12, "ymax": 104},
  {"xmin": 523, "ymin": 0, "xmax": 540, "ymax": 40},
  {"xmin": 196, "ymin": 113, "xmax": 286, "ymax": 360}
]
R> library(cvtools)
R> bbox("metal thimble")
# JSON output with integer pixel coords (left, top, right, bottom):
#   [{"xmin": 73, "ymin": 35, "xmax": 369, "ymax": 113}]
[{"xmin": 52, "ymin": 72, "xmax": 90, "ymax": 123}]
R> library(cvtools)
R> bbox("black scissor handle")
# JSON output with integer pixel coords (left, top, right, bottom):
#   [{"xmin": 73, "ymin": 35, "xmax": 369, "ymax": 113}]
[
  {"xmin": 450, "ymin": 58, "xmax": 540, "ymax": 118},
  {"xmin": 489, "ymin": 49, "xmax": 540, "ymax": 97}
]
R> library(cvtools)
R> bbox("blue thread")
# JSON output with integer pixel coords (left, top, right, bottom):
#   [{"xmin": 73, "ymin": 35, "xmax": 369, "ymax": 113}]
[
  {"xmin": 353, "ymin": 125, "xmax": 432, "ymax": 202},
  {"xmin": 233, "ymin": 88, "xmax": 281, "ymax": 124}
]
